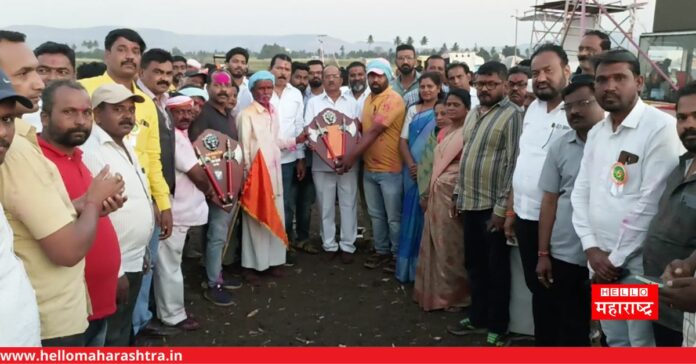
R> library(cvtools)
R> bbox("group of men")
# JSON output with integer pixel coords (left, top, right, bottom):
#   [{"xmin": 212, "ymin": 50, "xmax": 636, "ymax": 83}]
[
  {"xmin": 0, "ymin": 26, "xmax": 419, "ymax": 347},
  {"xmin": 1, "ymin": 24, "xmax": 696, "ymax": 350},
  {"xmin": 442, "ymin": 31, "xmax": 696, "ymax": 348}
]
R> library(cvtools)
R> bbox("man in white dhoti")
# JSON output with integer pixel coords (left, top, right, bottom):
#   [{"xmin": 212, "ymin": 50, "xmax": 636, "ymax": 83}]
[{"xmin": 236, "ymin": 71, "xmax": 306, "ymax": 284}]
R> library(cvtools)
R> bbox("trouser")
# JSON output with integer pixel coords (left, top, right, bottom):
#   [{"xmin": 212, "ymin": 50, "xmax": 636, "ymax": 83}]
[
  {"xmin": 132, "ymin": 226, "xmax": 160, "ymax": 335},
  {"xmin": 281, "ymin": 161, "xmax": 298, "ymax": 243},
  {"xmin": 41, "ymin": 333, "xmax": 85, "ymax": 347},
  {"xmin": 537, "ymin": 257, "xmax": 591, "ymax": 346},
  {"xmin": 313, "ymin": 169, "xmax": 358, "ymax": 253},
  {"xmin": 363, "ymin": 171, "xmax": 402, "ymax": 256},
  {"xmin": 295, "ymin": 164, "xmax": 315, "ymax": 242},
  {"xmin": 84, "ymin": 319, "xmax": 108, "ymax": 347},
  {"xmin": 106, "ymin": 271, "xmax": 143, "ymax": 346},
  {"xmin": 514, "ymin": 216, "xmax": 553, "ymax": 345},
  {"xmin": 205, "ymin": 202, "xmax": 233, "ymax": 285},
  {"xmin": 461, "ymin": 209, "xmax": 510, "ymax": 335},
  {"xmin": 652, "ymin": 322, "xmax": 683, "ymax": 347},
  {"xmin": 600, "ymin": 255, "xmax": 655, "ymax": 347},
  {"xmin": 154, "ymin": 225, "xmax": 189, "ymax": 326}
]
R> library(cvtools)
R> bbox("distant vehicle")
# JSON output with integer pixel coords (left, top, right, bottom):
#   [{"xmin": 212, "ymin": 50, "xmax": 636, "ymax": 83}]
[{"xmin": 639, "ymin": 0, "xmax": 696, "ymax": 112}]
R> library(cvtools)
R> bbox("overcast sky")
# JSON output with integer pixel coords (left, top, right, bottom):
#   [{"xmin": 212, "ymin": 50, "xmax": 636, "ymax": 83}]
[{"xmin": 2, "ymin": 0, "xmax": 656, "ymax": 47}]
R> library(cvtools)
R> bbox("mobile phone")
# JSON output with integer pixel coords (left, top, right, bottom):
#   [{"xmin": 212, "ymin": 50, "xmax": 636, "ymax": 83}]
[{"xmin": 633, "ymin": 275, "xmax": 664, "ymax": 288}]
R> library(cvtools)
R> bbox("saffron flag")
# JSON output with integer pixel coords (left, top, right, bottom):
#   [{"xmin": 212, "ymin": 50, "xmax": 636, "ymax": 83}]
[{"xmin": 240, "ymin": 150, "xmax": 289, "ymax": 246}]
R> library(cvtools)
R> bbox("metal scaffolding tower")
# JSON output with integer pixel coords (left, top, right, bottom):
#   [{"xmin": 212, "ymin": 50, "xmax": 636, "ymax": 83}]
[{"xmin": 519, "ymin": 0, "xmax": 645, "ymax": 58}]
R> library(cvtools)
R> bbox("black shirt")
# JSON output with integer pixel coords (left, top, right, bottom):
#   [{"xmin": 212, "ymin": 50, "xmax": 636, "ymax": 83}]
[{"xmin": 189, "ymin": 102, "xmax": 238, "ymax": 142}]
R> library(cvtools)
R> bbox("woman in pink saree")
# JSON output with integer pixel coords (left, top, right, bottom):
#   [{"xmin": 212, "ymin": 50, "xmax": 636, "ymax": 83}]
[{"xmin": 413, "ymin": 89, "xmax": 471, "ymax": 311}]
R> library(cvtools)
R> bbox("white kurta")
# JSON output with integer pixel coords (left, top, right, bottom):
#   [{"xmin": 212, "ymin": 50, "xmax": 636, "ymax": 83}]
[{"xmin": 237, "ymin": 101, "xmax": 295, "ymax": 271}]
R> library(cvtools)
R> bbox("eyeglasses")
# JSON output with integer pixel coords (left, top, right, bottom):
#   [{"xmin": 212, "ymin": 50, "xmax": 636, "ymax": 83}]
[
  {"xmin": 561, "ymin": 99, "xmax": 596, "ymax": 111},
  {"xmin": 397, "ymin": 56, "xmax": 415, "ymax": 62},
  {"xmin": 324, "ymin": 74, "xmax": 341, "ymax": 80},
  {"xmin": 473, "ymin": 81, "xmax": 503, "ymax": 90}
]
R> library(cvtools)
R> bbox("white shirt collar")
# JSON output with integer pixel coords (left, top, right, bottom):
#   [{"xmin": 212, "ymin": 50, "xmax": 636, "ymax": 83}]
[{"xmin": 608, "ymin": 98, "xmax": 646, "ymax": 129}]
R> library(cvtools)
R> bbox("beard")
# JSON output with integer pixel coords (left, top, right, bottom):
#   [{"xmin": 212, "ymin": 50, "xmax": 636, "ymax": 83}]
[
  {"xmin": 369, "ymin": 82, "xmax": 387, "ymax": 95},
  {"xmin": 535, "ymin": 88, "xmax": 560, "ymax": 101},
  {"xmin": 398, "ymin": 64, "xmax": 413, "ymax": 75},
  {"xmin": 681, "ymin": 129, "xmax": 696, "ymax": 153},
  {"xmin": 294, "ymin": 84, "xmax": 307, "ymax": 93},
  {"xmin": 350, "ymin": 81, "xmax": 366, "ymax": 93},
  {"xmin": 50, "ymin": 126, "xmax": 92, "ymax": 147},
  {"xmin": 309, "ymin": 79, "xmax": 322, "ymax": 88}
]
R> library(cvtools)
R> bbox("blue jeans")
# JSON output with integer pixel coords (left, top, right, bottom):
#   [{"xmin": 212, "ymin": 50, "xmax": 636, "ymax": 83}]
[
  {"xmin": 132, "ymin": 226, "xmax": 160, "ymax": 335},
  {"xmin": 206, "ymin": 202, "xmax": 233, "ymax": 285},
  {"xmin": 601, "ymin": 255, "xmax": 655, "ymax": 347},
  {"xmin": 363, "ymin": 171, "xmax": 402, "ymax": 256},
  {"xmin": 281, "ymin": 161, "xmax": 298, "ymax": 242}
]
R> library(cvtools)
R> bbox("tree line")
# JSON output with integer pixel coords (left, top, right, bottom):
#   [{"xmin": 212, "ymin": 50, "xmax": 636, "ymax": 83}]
[{"xmin": 71, "ymin": 36, "xmax": 531, "ymax": 64}]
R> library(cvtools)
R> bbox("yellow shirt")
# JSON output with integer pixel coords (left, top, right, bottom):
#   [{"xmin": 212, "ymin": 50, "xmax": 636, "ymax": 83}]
[
  {"xmin": 80, "ymin": 72, "xmax": 171, "ymax": 210},
  {"xmin": 361, "ymin": 86, "xmax": 406, "ymax": 173},
  {"xmin": 0, "ymin": 119, "xmax": 88, "ymax": 339}
]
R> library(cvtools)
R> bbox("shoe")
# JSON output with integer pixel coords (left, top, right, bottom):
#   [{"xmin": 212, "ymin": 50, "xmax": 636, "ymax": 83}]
[
  {"xmin": 284, "ymin": 250, "xmax": 297, "ymax": 267},
  {"xmin": 242, "ymin": 269, "xmax": 262, "ymax": 286},
  {"xmin": 446, "ymin": 318, "xmax": 486, "ymax": 336},
  {"xmin": 363, "ymin": 253, "xmax": 390, "ymax": 269},
  {"xmin": 486, "ymin": 332, "xmax": 508, "ymax": 347},
  {"xmin": 140, "ymin": 320, "xmax": 181, "ymax": 336},
  {"xmin": 200, "ymin": 277, "xmax": 243, "ymax": 290},
  {"xmin": 296, "ymin": 239, "xmax": 320, "ymax": 254},
  {"xmin": 382, "ymin": 257, "xmax": 396, "ymax": 273},
  {"xmin": 340, "ymin": 251, "xmax": 354, "ymax": 265},
  {"xmin": 222, "ymin": 277, "xmax": 243, "ymax": 290},
  {"xmin": 203, "ymin": 284, "xmax": 235, "ymax": 307},
  {"xmin": 173, "ymin": 317, "xmax": 200, "ymax": 331},
  {"xmin": 268, "ymin": 266, "xmax": 286, "ymax": 278},
  {"xmin": 323, "ymin": 249, "xmax": 340, "ymax": 262}
]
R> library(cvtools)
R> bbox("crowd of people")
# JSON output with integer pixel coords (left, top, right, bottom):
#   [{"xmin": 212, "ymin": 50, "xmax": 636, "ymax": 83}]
[{"xmin": 0, "ymin": 26, "xmax": 696, "ymax": 349}]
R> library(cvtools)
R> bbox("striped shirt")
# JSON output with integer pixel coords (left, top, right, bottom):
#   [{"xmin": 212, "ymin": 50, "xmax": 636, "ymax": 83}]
[{"xmin": 454, "ymin": 97, "xmax": 524, "ymax": 216}]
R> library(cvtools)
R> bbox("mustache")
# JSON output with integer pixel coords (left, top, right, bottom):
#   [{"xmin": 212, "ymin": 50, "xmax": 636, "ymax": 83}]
[
  {"xmin": 119, "ymin": 118, "xmax": 134, "ymax": 126},
  {"xmin": 157, "ymin": 80, "xmax": 170, "ymax": 86},
  {"xmin": 121, "ymin": 60, "xmax": 136, "ymax": 67},
  {"xmin": 67, "ymin": 126, "xmax": 90, "ymax": 134},
  {"xmin": 682, "ymin": 128, "xmax": 696, "ymax": 139}
]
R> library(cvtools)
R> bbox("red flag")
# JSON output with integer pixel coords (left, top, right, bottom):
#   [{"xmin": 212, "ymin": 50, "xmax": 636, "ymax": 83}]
[{"xmin": 240, "ymin": 150, "xmax": 289, "ymax": 246}]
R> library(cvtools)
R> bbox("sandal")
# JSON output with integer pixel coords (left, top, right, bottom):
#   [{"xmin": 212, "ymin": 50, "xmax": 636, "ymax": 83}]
[{"xmin": 296, "ymin": 240, "xmax": 320, "ymax": 254}]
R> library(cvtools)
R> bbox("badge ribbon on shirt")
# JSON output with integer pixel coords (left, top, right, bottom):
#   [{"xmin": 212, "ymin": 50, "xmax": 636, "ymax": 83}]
[{"xmin": 610, "ymin": 162, "xmax": 627, "ymax": 196}]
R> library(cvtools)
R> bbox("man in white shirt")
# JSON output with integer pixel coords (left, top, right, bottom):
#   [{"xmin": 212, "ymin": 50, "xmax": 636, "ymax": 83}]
[
  {"xmin": 571, "ymin": 49, "xmax": 681, "ymax": 347},
  {"xmin": 306, "ymin": 60, "xmax": 324, "ymax": 101},
  {"xmin": 506, "ymin": 43, "xmax": 571, "ymax": 346},
  {"xmin": 24, "ymin": 42, "xmax": 76, "ymax": 131},
  {"xmin": 269, "ymin": 54, "xmax": 313, "ymax": 253},
  {"xmin": 305, "ymin": 65, "xmax": 360, "ymax": 264},
  {"xmin": 0, "ymin": 71, "xmax": 41, "ymax": 347},
  {"xmin": 226, "ymin": 47, "xmax": 253, "ymax": 114},
  {"xmin": 345, "ymin": 61, "xmax": 370, "ymax": 114},
  {"xmin": 81, "ymin": 84, "xmax": 155, "ymax": 346},
  {"xmin": 445, "ymin": 62, "xmax": 479, "ymax": 109},
  {"xmin": 153, "ymin": 96, "xmax": 212, "ymax": 331}
]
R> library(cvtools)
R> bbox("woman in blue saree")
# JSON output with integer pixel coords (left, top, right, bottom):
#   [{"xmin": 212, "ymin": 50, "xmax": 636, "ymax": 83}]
[{"xmin": 395, "ymin": 72, "xmax": 444, "ymax": 282}]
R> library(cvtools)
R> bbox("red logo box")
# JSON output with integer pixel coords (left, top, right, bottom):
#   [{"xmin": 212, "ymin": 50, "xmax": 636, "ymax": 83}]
[{"xmin": 591, "ymin": 284, "xmax": 658, "ymax": 320}]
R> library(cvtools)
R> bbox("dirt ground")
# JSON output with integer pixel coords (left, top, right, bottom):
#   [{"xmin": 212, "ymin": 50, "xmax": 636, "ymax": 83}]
[{"xmin": 137, "ymin": 207, "xmax": 534, "ymax": 347}]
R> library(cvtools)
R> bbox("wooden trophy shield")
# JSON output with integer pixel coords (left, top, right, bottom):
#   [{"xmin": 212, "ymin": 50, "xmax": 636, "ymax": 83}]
[
  {"xmin": 193, "ymin": 129, "xmax": 244, "ymax": 212},
  {"xmin": 307, "ymin": 108, "xmax": 360, "ymax": 170}
]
